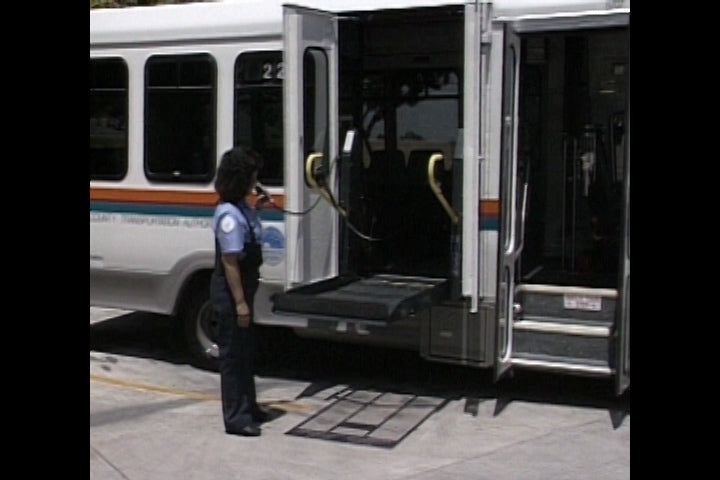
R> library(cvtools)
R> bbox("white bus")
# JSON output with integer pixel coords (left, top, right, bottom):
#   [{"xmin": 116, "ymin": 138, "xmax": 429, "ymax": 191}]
[{"xmin": 90, "ymin": 0, "xmax": 630, "ymax": 394}]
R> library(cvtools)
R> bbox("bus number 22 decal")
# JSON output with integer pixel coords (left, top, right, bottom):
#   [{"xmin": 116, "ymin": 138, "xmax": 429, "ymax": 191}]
[{"xmin": 262, "ymin": 62, "xmax": 284, "ymax": 81}]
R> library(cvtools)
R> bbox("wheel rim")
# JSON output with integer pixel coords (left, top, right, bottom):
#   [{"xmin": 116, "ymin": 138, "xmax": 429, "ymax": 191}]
[{"xmin": 196, "ymin": 301, "xmax": 219, "ymax": 358}]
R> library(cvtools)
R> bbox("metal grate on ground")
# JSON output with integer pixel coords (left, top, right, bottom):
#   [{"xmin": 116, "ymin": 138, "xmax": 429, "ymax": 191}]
[{"xmin": 286, "ymin": 388, "xmax": 447, "ymax": 448}]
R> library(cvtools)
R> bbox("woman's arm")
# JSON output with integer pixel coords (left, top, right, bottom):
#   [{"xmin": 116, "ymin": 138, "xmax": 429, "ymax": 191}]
[{"xmin": 221, "ymin": 254, "xmax": 251, "ymax": 327}]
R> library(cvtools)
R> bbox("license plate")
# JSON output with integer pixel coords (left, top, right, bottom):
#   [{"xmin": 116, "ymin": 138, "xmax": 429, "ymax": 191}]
[{"xmin": 563, "ymin": 294, "xmax": 602, "ymax": 311}]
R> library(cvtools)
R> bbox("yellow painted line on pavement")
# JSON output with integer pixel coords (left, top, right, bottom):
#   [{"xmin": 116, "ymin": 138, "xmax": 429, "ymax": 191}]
[
  {"xmin": 90, "ymin": 374, "xmax": 315, "ymax": 414},
  {"xmin": 90, "ymin": 374, "xmax": 220, "ymax": 401},
  {"xmin": 258, "ymin": 399, "xmax": 316, "ymax": 414}
]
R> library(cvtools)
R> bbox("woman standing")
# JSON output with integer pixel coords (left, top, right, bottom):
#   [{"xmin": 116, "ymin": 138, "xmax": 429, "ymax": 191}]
[{"xmin": 210, "ymin": 147, "xmax": 269, "ymax": 437}]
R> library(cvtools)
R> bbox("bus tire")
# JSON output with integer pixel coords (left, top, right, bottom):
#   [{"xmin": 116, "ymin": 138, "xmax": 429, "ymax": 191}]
[{"xmin": 180, "ymin": 283, "xmax": 220, "ymax": 371}]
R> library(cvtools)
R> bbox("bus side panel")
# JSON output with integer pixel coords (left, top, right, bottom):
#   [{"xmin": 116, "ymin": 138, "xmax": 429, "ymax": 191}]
[
  {"xmin": 90, "ymin": 213, "xmax": 290, "ymax": 318},
  {"xmin": 90, "ymin": 213, "xmax": 214, "ymax": 313}
]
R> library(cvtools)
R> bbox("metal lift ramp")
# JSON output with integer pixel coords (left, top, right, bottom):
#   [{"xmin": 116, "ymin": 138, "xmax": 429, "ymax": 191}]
[{"xmin": 272, "ymin": 274, "xmax": 448, "ymax": 325}]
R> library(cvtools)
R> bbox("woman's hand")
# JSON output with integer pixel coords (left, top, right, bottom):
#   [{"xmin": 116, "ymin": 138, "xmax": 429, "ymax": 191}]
[{"xmin": 236, "ymin": 301, "xmax": 251, "ymax": 328}]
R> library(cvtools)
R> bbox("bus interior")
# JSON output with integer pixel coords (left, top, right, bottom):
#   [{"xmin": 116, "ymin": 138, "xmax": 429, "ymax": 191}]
[
  {"xmin": 516, "ymin": 27, "xmax": 629, "ymax": 290},
  {"xmin": 338, "ymin": 6, "xmax": 463, "ymax": 284},
  {"xmin": 338, "ymin": 10, "xmax": 629, "ymax": 293},
  {"xmin": 273, "ymin": 6, "xmax": 463, "ymax": 329},
  {"xmin": 274, "ymin": 7, "xmax": 628, "ymax": 337}
]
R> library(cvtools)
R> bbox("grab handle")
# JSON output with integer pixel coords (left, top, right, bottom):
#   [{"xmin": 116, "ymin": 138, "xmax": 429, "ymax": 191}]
[
  {"xmin": 305, "ymin": 152, "xmax": 346, "ymax": 217},
  {"xmin": 427, "ymin": 153, "xmax": 461, "ymax": 225}
]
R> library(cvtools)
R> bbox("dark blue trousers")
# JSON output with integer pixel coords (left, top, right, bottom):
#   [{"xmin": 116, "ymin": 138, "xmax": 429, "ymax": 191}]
[{"xmin": 211, "ymin": 274, "xmax": 258, "ymax": 433}]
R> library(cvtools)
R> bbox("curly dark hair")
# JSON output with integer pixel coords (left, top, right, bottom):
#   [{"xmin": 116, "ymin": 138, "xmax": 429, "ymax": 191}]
[{"xmin": 214, "ymin": 147, "xmax": 264, "ymax": 204}]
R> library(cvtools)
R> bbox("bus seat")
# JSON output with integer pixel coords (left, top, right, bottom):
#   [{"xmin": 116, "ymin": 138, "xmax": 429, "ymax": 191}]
[
  {"xmin": 368, "ymin": 149, "xmax": 406, "ymax": 203},
  {"xmin": 366, "ymin": 150, "xmax": 407, "ymax": 266}
]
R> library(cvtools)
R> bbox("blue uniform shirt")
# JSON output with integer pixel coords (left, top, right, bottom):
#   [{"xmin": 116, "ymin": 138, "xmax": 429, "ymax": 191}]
[{"xmin": 212, "ymin": 200, "xmax": 263, "ymax": 258}]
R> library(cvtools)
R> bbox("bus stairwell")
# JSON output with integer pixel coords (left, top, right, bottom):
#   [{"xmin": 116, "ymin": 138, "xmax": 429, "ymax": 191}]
[{"xmin": 500, "ymin": 26, "xmax": 629, "ymax": 378}]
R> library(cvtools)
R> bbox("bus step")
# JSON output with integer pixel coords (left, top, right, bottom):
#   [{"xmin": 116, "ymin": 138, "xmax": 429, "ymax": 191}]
[
  {"xmin": 515, "ymin": 317, "xmax": 612, "ymax": 335},
  {"xmin": 513, "ymin": 319, "xmax": 612, "ymax": 365},
  {"xmin": 510, "ymin": 353, "xmax": 613, "ymax": 376},
  {"xmin": 516, "ymin": 285, "xmax": 617, "ymax": 322}
]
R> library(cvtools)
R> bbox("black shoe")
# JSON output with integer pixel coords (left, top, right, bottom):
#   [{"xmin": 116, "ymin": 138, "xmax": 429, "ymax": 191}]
[
  {"xmin": 228, "ymin": 424, "xmax": 261, "ymax": 437},
  {"xmin": 252, "ymin": 406, "xmax": 271, "ymax": 423}
]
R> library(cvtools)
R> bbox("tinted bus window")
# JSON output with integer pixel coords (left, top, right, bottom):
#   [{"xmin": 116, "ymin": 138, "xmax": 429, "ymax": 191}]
[
  {"xmin": 235, "ymin": 51, "xmax": 284, "ymax": 186},
  {"xmin": 363, "ymin": 69, "xmax": 459, "ymax": 144},
  {"xmin": 90, "ymin": 58, "xmax": 128, "ymax": 181},
  {"xmin": 145, "ymin": 54, "xmax": 216, "ymax": 182},
  {"xmin": 303, "ymin": 48, "xmax": 329, "ymax": 159}
]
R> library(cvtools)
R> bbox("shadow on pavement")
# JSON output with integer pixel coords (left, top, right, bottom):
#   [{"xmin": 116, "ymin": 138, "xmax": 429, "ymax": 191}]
[
  {"xmin": 90, "ymin": 311, "xmax": 630, "ymax": 429},
  {"xmin": 90, "ymin": 311, "xmax": 190, "ymax": 365}
]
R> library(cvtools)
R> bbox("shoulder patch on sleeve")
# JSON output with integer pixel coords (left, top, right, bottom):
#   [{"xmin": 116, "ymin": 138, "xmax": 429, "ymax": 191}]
[{"xmin": 220, "ymin": 215, "xmax": 236, "ymax": 234}]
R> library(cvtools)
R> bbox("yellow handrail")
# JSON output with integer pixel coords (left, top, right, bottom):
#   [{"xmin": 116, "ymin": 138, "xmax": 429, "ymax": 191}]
[{"xmin": 427, "ymin": 153, "xmax": 461, "ymax": 225}]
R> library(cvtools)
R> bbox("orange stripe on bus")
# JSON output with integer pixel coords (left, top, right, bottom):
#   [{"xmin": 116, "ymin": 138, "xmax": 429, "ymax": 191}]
[
  {"xmin": 90, "ymin": 187, "xmax": 285, "ymax": 208},
  {"xmin": 480, "ymin": 199, "xmax": 500, "ymax": 217}
]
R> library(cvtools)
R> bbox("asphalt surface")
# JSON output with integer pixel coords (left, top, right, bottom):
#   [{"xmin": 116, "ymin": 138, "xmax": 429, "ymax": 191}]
[{"xmin": 90, "ymin": 307, "xmax": 630, "ymax": 480}]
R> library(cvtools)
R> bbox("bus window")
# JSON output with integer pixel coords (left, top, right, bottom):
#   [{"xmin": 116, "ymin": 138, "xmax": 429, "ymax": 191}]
[
  {"xmin": 397, "ymin": 70, "xmax": 459, "ymax": 145},
  {"xmin": 501, "ymin": 43, "xmax": 517, "ymax": 253},
  {"xmin": 144, "ymin": 53, "xmax": 216, "ymax": 183},
  {"xmin": 303, "ymin": 48, "xmax": 329, "ymax": 163},
  {"xmin": 90, "ymin": 57, "xmax": 128, "ymax": 181},
  {"xmin": 362, "ymin": 69, "xmax": 460, "ymax": 159},
  {"xmin": 235, "ymin": 51, "xmax": 284, "ymax": 186}
]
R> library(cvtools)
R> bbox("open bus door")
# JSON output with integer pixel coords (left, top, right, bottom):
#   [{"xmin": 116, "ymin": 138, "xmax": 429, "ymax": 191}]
[
  {"xmin": 273, "ymin": 5, "xmax": 448, "ymax": 326},
  {"xmin": 494, "ymin": 13, "xmax": 629, "ymax": 387},
  {"xmin": 281, "ymin": 5, "xmax": 339, "ymax": 291},
  {"xmin": 495, "ymin": 25, "xmax": 523, "ymax": 381},
  {"xmin": 616, "ymin": 104, "xmax": 630, "ymax": 395}
]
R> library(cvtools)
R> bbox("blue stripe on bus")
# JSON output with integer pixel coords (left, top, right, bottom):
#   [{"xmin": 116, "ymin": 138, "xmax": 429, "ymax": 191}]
[
  {"xmin": 480, "ymin": 218, "xmax": 499, "ymax": 231},
  {"xmin": 90, "ymin": 201, "xmax": 213, "ymax": 217},
  {"xmin": 91, "ymin": 201, "xmax": 490, "ymax": 227},
  {"xmin": 90, "ymin": 201, "xmax": 285, "ymax": 222},
  {"xmin": 256, "ymin": 209, "xmax": 285, "ymax": 221}
]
